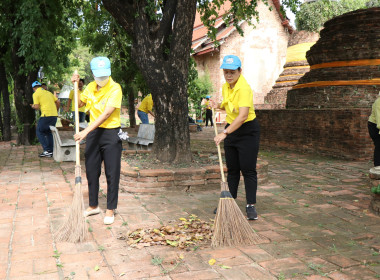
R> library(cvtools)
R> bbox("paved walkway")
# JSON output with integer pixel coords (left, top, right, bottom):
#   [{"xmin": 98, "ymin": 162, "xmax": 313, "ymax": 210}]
[{"xmin": 0, "ymin": 134, "xmax": 379, "ymax": 280}]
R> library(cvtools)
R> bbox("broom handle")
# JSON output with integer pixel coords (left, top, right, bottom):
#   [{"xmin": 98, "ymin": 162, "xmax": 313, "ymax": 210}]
[
  {"xmin": 212, "ymin": 108, "xmax": 225, "ymax": 182},
  {"xmin": 73, "ymin": 70, "xmax": 81, "ymax": 169}
]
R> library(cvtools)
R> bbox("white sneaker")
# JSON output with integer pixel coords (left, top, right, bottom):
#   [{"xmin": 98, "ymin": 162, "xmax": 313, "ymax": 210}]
[
  {"xmin": 83, "ymin": 206, "xmax": 101, "ymax": 217},
  {"xmin": 104, "ymin": 215, "xmax": 114, "ymax": 225}
]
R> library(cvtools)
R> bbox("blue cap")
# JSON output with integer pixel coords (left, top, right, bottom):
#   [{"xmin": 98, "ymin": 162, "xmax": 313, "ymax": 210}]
[
  {"xmin": 32, "ymin": 81, "xmax": 42, "ymax": 87},
  {"xmin": 220, "ymin": 55, "xmax": 241, "ymax": 70},
  {"xmin": 90, "ymin": 57, "xmax": 111, "ymax": 77},
  {"xmin": 206, "ymin": 95, "xmax": 210, "ymax": 99}
]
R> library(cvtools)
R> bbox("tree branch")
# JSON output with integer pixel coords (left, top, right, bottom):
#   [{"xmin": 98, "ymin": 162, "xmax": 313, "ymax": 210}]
[
  {"xmin": 156, "ymin": 0, "xmax": 177, "ymax": 47},
  {"xmin": 102, "ymin": 0, "xmax": 135, "ymax": 36}
]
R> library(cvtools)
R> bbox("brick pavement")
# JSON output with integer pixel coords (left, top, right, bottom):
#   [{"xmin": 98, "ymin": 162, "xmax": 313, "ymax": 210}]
[{"xmin": 0, "ymin": 135, "xmax": 379, "ymax": 280}]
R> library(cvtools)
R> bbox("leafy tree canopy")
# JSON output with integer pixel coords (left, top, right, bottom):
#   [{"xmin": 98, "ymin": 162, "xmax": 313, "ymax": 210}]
[
  {"xmin": 0, "ymin": 0, "xmax": 83, "ymax": 84},
  {"xmin": 295, "ymin": 0, "xmax": 373, "ymax": 32},
  {"xmin": 79, "ymin": 0, "xmax": 148, "ymax": 94}
]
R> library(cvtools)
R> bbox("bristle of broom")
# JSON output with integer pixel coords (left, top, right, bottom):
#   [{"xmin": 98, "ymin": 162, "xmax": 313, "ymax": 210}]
[
  {"xmin": 211, "ymin": 182, "xmax": 262, "ymax": 247},
  {"xmin": 54, "ymin": 181, "xmax": 88, "ymax": 243}
]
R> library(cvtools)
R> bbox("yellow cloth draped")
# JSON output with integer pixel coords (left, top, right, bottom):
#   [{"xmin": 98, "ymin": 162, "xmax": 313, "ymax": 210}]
[
  {"xmin": 292, "ymin": 79, "xmax": 380, "ymax": 89},
  {"xmin": 286, "ymin": 42, "xmax": 315, "ymax": 63},
  {"xmin": 311, "ymin": 59, "xmax": 380, "ymax": 70}
]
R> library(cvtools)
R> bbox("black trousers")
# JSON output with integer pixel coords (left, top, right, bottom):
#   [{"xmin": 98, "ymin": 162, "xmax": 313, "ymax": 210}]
[
  {"xmin": 205, "ymin": 109, "xmax": 213, "ymax": 127},
  {"xmin": 368, "ymin": 121, "xmax": 380, "ymax": 166},
  {"xmin": 224, "ymin": 119, "xmax": 260, "ymax": 204},
  {"xmin": 85, "ymin": 127, "xmax": 122, "ymax": 210}
]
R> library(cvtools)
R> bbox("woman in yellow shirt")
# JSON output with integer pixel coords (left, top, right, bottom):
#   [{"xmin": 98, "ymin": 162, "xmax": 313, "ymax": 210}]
[
  {"xmin": 368, "ymin": 95, "xmax": 380, "ymax": 171},
  {"xmin": 72, "ymin": 57, "xmax": 123, "ymax": 225},
  {"xmin": 212, "ymin": 55, "xmax": 260, "ymax": 220}
]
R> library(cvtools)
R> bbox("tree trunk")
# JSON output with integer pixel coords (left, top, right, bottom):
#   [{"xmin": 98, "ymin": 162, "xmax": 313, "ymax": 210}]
[
  {"xmin": 0, "ymin": 63, "xmax": 12, "ymax": 141},
  {"xmin": 0, "ymin": 103, "xmax": 3, "ymax": 141},
  {"xmin": 127, "ymin": 84, "xmax": 137, "ymax": 128},
  {"xmin": 148, "ymin": 73, "xmax": 193, "ymax": 163},
  {"xmin": 103, "ymin": 0, "xmax": 197, "ymax": 163},
  {"xmin": 11, "ymin": 47, "xmax": 37, "ymax": 145}
]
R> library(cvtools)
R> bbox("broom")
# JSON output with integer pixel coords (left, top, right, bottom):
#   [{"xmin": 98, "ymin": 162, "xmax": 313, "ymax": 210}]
[
  {"xmin": 211, "ymin": 108, "xmax": 261, "ymax": 247},
  {"xmin": 54, "ymin": 70, "xmax": 88, "ymax": 243}
]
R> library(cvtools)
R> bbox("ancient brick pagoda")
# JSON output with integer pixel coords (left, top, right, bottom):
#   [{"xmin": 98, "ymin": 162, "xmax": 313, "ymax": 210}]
[
  {"xmin": 256, "ymin": 8, "xmax": 380, "ymax": 160},
  {"xmin": 264, "ymin": 31, "xmax": 319, "ymax": 109},
  {"xmin": 287, "ymin": 8, "xmax": 380, "ymax": 109}
]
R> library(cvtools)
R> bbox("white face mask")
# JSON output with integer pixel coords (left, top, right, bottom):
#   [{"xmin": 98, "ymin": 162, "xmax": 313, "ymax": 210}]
[{"xmin": 94, "ymin": 76, "xmax": 109, "ymax": 87}]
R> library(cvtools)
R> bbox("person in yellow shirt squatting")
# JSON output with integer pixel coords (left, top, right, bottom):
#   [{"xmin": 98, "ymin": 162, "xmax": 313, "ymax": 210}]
[
  {"xmin": 31, "ymin": 81, "xmax": 60, "ymax": 158},
  {"xmin": 137, "ymin": 94, "xmax": 154, "ymax": 124},
  {"xmin": 65, "ymin": 78, "xmax": 86, "ymax": 123},
  {"xmin": 72, "ymin": 57, "xmax": 123, "ymax": 225},
  {"xmin": 211, "ymin": 55, "xmax": 260, "ymax": 220}
]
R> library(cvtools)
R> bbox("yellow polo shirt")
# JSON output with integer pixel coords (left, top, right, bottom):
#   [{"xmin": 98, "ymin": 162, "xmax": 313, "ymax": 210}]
[
  {"xmin": 205, "ymin": 100, "xmax": 211, "ymax": 110},
  {"xmin": 220, "ymin": 75, "xmax": 256, "ymax": 124},
  {"xmin": 80, "ymin": 77, "xmax": 122, "ymax": 129},
  {"xmin": 69, "ymin": 89, "xmax": 86, "ymax": 112},
  {"xmin": 138, "ymin": 94, "xmax": 153, "ymax": 113},
  {"xmin": 32, "ymin": 88, "xmax": 58, "ymax": 117},
  {"xmin": 369, "ymin": 97, "xmax": 380, "ymax": 133}
]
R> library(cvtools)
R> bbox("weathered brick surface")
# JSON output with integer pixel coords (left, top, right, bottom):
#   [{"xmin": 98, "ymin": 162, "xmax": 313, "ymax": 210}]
[
  {"xmin": 1, "ymin": 141, "xmax": 379, "ymax": 279},
  {"xmin": 287, "ymin": 8, "xmax": 380, "ymax": 109},
  {"xmin": 307, "ymin": 8, "xmax": 380, "ymax": 65},
  {"xmin": 120, "ymin": 160, "xmax": 269, "ymax": 193},
  {"xmin": 287, "ymin": 85, "xmax": 380, "ymax": 109},
  {"xmin": 368, "ymin": 173, "xmax": 380, "ymax": 215},
  {"xmin": 139, "ymin": 169, "xmax": 174, "ymax": 177},
  {"xmin": 121, "ymin": 168, "xmax": 139, "ymax": 177},
  {"xmin": 256, "ymin": 108, "xmax": 373, "ymax": 160},
  {"xmin": 264, "ymin": 30, "xmax": 318, "ymax": 107}
]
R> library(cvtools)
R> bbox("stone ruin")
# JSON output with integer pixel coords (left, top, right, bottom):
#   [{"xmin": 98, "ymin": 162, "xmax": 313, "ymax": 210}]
[
  {"xmin": 264, "ymin": 31, "xmax": 319, "ymax": 108},
  {"xmin": 256, "ymin": 7, "xmax": 380, "ymax": 160},
  {"xmin": 287, "ymin": 7, "xmax": 380, "ymax": 109}
]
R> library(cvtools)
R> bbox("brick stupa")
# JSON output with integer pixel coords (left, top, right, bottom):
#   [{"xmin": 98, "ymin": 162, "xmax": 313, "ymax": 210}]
[
  {"xmin": 264, "ymin": 31, "xmax": 319, "ymax": 108},
  {"xmin": 256, "ymin": 8, "xmax": 380, "ymax": 160},
  {"xmin": 287, "ymin": 8, "xmax": 380, "ymax": 109}
]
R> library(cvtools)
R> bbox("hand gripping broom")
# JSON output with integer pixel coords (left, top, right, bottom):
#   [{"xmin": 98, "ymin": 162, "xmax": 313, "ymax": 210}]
[
  {"xmin": 54, "ymin": 70, "xmax": 88, "ymax": 243},
  {"xmin": 211, "ymin": 108, "xmax": 261, "ymax": 247}
]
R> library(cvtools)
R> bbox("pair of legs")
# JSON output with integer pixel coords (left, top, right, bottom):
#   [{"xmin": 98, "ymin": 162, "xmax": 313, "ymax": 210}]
[
  {"xmin": 36, "ymin": 116, "xmax": 58, "ymax": 152},
  {"xmin": 72, "ymin": 111, "xmax": 86, "ymax": 124},
  {"xmin": 368, "ymin": 121, "xmax": 380, "ymax": 166},
  {"xmin": 85, "ymin": 128, "xmax": 122, "ymax": 218},
  {"xmin": 205, "ymin": 109, "xmax": 213, "ymax": 127},
  {"xmin": 138, "ymin": 110, "xmax": 149, "ymax": 124},
  {"xmin": 224, "ymin": 119, "xmax": 260, "ymax": 204}
]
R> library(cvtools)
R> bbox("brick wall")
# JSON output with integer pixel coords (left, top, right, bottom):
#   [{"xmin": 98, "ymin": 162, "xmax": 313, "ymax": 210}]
[
  {"xmin": 120, "ymin": 160, "xmax": 268, "ymax": 194},
  {"xmin": 256, "ymin": 108, "xmax": 373, "ymax": 160},
  {"xmin": 287, "ymin": 86, "xmax": 380, "ymax": 109}
]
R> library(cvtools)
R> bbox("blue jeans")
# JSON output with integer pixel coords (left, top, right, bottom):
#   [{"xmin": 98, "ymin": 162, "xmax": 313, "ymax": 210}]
[
  {"xmin": 72, "ymin": 111, "xmax": 86, "ymax": 124},
  {"xmin": 138, "ymin": 110, "xmax": 149, "ymax": 124},
  {"xmin": 36, "ymin": 116, "xmax": 57, "ymax": 152}
]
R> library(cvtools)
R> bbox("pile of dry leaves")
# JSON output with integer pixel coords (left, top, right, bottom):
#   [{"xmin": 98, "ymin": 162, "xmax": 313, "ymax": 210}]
[{"xmin": 124, "ymin": 215, "xmax": 213, "ymax": 249}]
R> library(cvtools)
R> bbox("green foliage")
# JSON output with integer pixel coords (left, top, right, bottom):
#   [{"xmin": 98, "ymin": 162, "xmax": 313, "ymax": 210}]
[
  {"xmin": 296, "ymin": 0, "xmax": 368, "ymax": 32},
  {"xmin": 366, "ymin": 0, "xmax": 380, "ymax": 7},
  {"xmin": 0, "ymin": 0, "xmax": 81, "ymax": 80},
  {"xmin": 188, "ymin": 58, "xmax": 213, "ymax": 119},
  {"xmin": 67, "ymin": 44, "xmax": 100, "ymax": 84},
  {"xmin": 197, "ymin": 0, "xmax": 301, "ymax": 43},
  {"xmin": 79, "ymin": 1, "xmax": 148, "ymax": 103},
  {"xmin": 371, "ymin": 184, "xmax": 380, "ymax": 194}
]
